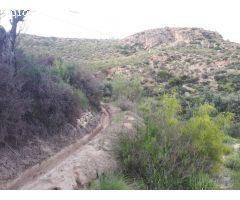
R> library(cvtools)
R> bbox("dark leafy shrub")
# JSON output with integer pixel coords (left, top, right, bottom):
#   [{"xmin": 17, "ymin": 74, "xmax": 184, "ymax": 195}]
[
  {"xmin": 49, "ymin": 61, "xmax": 103, "ymax": 109},
  {"xmin": 205, "ymin": 93, "xmax": 240, "ymax": 121},
  {"xmin": 0, "ymin": 64, "xmax": 29, "ymax": 146},
  {"xmin": 15, "ymin": 48, "xmax": 35, "ymax": 69},
  {"xmin": 0, "ymin": 61, "xmax": 84, "ymax": 146},
  {"xmin": 215, "ymin": 74, "xmax": 240, "ymax": 92},
  {"xmin": 18, "ymin": 64, "xmax": 82, "ymax": 134},
  {"xmin": 117, "ymin": 96, "xmax": 135, "ymax": 111},
  {"xmin": 168, "ymin": 76, "xmax": 184, "ymax": 87},
  {"xmin": 72, "ymin": 88, "xmax": 89, "ymax": 110},
  {"xmin": 66, "ymin": 66, "xmax": 103, "ymax": 109},
  {"xmin": 178, "ymin": 95, "xmax": 203, "ymax": 119},
  {"xmin": 36, "ymin": 55, "xmax": 55, "ymax": 67},
  {"xmin": 117, "ymin": 45, "xmax": 137, "ymax": 56},
  {"xmin": 226, "ymin": 62, "xmax": 240, "ymax": 70},
  {"xmin": 103, "ymin": 81, "xmax": 113, "ymax": 97},
  {"xmin": 229, "ymin": 123, "xmax": 240, "ymax": 138},
  {"xmin": 154, "ymin": 70, "xmax": 173, "ymax": 83},
  {"xmin": 168, "ymin": 75, "xmax": 199, "ymax": 88}
]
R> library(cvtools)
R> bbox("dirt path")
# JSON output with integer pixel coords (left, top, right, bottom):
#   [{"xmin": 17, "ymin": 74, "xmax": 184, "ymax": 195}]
[{"xmin": 3, "ymin": 105, "xmax": 112, "ymax": 190}]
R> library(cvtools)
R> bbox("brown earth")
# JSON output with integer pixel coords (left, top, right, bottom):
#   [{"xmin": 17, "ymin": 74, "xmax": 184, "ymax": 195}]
[
  {"xmin": 0, "ymin": 109, "xmax": 101, "ymax": 188},
  {"xmin": 2, "ymin": 105, "xmax": 140, "ymax": 189}
]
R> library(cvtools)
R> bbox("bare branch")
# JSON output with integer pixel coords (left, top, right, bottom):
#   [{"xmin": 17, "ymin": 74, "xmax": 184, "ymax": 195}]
[
  {"xmin": 10, "ymin": 10, "xmax": 30, "ymax": 48},
  {"xmin": 0, "ymin": 10, "xmax": 29, "ymax": 66}
]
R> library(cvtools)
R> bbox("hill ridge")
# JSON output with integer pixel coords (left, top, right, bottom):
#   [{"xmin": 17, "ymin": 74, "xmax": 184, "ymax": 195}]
[{"xmin": 122, "ymin": 27, "xmax": 225, "ymax": 49}]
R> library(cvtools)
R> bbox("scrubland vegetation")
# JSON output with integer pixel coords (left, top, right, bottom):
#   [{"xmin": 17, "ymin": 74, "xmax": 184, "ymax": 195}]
[
  {"xmin": 0, "ymin": 50, "xmax": 103, "ymax": 148},
  {"xmin": 2, "ymin": 27, "xmax": 240, "ymax": 189},
  {"xmin": 0, "ymin": 46, "xmax": 104, "ymax": 182},
  {"xmin": 89, "ymin": 74, "xmax": 239, "ymax": 189}
]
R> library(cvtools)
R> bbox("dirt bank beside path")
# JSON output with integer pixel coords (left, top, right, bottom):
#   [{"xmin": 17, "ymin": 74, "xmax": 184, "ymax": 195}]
[
  {"xmin": 2, "ymin": 105, "xmax": 110, "ymax": 189},
  {"xmin": 4, "ymin": 105, "xmax": 140, "ymax": 190}
]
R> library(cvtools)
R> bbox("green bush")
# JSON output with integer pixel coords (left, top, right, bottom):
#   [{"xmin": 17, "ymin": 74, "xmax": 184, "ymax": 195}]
[
  {"xmin": 117, "ymin": 96, "xmax": 135, "ymax": 111},
  {"xmin": 67, "ymin": 66, "xmax": 103, "ymax": 109},
  {"xmin": 51, "ymin": 60, "xmax": 67, "ymax": 81},
  {"xmin": 186, "ymin": 173, "xmax": 219, "ymax": 189},
  {"xmin": 225, "ymin": 153, "xmax": 240, "ymax": 170},
  {"xmin": 89, "ymin": 174, "xmax": 132, "ymax": 190},
  {"xmin": 232, "ymin": 171, "xmax": 240, "ymax": 189},
  {"xmin": 118, "ymin": 124, "xmax": 202, "ymax": 189},
  {"xmin": 117, "ymin": 94, "xmax": 232, "ymax": 189},
  {"xmin": 103, "ymin": 81, "xmax": 113, "ymax": 97},
  {"xmin": 215, "ymin": 74, "xmax": 240, "ymax": 92},
  {"xmin": 72, "ymin": 88, "xmax": 89, "ymax": 110},
  {"xmin": 117, "ymin": 45, "xmax": 137, "ymax": 56},
  {"xmin": 204, "ymin": 93, "xmax": 240, "ymax": 121},
  {"xmin": 229, "ymin": 123, "xmax": 240, "ymax": 138},
  {"xmin": 111, "ymin": 75, "xmax": 142, "ymax": 102},
  {"xmin": 168, "ymin": 76, "xmax": 184, "ymax": 87},
  {"xmin": 155, "ymin": 70, "xmax": 173, "ymax": 83},
  {"xmin": 184, "ymin": 104, "xmax": 233, "ymax": 172},
  {"xmin": 167, "ymin": 75, "xmax": 199, "ymax": 89},
  {"xmin": 51, "ymin": 61, "xmax": 103, "ymax": 109},
  {"xmin": 11, "ymin": 64, "xmax": 83, "ymax": 138},
  {"xmin": 56, "ymin": 74, "xmax": 89, "ymax": 110}
]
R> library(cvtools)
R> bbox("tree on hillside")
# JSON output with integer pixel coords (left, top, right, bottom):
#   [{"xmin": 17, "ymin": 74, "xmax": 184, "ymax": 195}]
[{"xmin": 0, "ymin": 10, "xmax": 29, "ymax": 66}]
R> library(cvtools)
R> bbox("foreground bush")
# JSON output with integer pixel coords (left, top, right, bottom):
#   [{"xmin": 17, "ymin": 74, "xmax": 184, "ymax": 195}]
[
  {"xmin": 225, "ymin": 153, "xmax": 240, "ymax": 170},
  {"xmin": 225, "ymin": 151, "xmax": 240, "ymax": 189},
  {"xmin": 117, "ymin": 94, "xmax": 232, "ymax": 189},
  {"xmin": 184, "ymin": 104, "xmax": 233, "ymax": 172}
]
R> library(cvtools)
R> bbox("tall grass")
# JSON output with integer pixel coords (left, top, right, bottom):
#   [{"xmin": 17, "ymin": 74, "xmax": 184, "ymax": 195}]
[
  {"xmin": 89, "ymin": 174, "xmax": 132, "ymax": 190},
  {"xmin": 225, "ymin": 151, "xmax": 240, "ymax": 189}
]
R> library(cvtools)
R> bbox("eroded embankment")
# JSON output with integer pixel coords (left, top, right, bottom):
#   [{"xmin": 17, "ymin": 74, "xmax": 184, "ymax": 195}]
[{"xmin": 4, "ymin": 105, "xmax": 141, "ymax": 189}]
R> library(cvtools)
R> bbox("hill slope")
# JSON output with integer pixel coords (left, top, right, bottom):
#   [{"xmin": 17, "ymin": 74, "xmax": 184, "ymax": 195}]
[
  {"xmin": 10, "ymin": 27, "xmax": 240, "ymax": 189},
  {"xmin": 18, "ymin": 27, "xmax": 240, "ymax": 91}
]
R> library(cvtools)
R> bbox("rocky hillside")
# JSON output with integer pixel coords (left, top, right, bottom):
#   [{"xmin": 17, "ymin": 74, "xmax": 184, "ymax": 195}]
[
  {"xmin": 5, "ymin": 27, "xmax": 240, "ymax": 190},
  {"xmin": 18, "ymin": 27, "xmax": 240, "ymax": 105}
]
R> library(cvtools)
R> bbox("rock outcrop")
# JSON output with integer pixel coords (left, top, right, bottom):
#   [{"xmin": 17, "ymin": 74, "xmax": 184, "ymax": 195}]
[{"xmin": 122, "ymin": 27, "xmax": 224, "ymax": 49}]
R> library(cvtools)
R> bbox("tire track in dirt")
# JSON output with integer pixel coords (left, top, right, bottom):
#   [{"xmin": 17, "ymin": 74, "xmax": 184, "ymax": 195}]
[{"xmin": 3, "ymin": 104, "xmax": 111, "ymax": 190}]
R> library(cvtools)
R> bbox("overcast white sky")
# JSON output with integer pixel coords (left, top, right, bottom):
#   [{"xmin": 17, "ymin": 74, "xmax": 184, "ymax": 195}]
[{"xmin": 1, "ymin": 0, "xmax": 240, "ymax": 42}]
